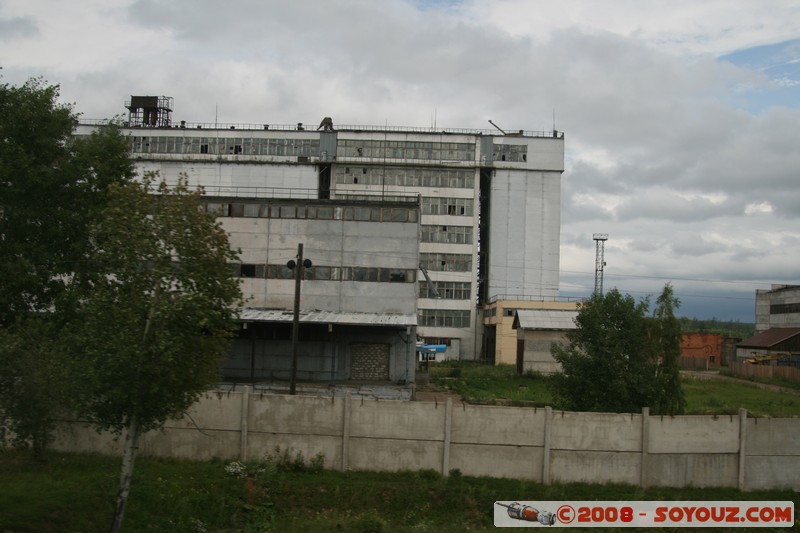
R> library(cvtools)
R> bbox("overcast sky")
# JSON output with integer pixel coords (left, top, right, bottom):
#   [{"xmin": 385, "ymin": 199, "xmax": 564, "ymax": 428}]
[{"xmin": 2, "ymin": 0, "xmax": 798, "ymax": 321}]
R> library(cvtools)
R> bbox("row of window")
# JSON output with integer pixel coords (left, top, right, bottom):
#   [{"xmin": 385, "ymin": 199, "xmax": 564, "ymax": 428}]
[
  {"xmin": 339, "ymin": 140, "xmax": 475, "ymax": 161},
  {"xmin": 770, "ymin": 303, "xmax": 800, "ymax": 314},
  {"xmin": 493, "ymin": 143, "xmax": 529, "ymax": 163},
  {"xmin": 418, "ymin": 281, "xmax": 472, "ymax": 300},
  {"xmin": 232, "ymin": 264, "xmax": 417, "ymax": 283},
  {"xmin": 419, "ymin": 337, "xmax": 454, "ymax": 346},
  {"xmin": 205, "ymin": 202, "xmax": 419, "ymax": 223},
  {"xmin": 420, "ymin": 197, "xmax": 474, "ymax": 217},
  {"xmin": 333, "ymin": 166, "xmax": 476, "ymax": 189},
  {"xmin": 418, "ymin": 309, "xmax": 472, "ymax": 328},
  {"xmin": 419, "ymin": 252, "xmax": 472, "ymax": 272},
  {"xmin": 130, "ymin": 136, "xmax": 320, "ymax": 156},
  {"xmin": 127, "ymin": 135, "xmax": 483, "ymax": 162},
  {"xmin": 421, "ymin": 224, "xmax": 473, "ymax": 245}
]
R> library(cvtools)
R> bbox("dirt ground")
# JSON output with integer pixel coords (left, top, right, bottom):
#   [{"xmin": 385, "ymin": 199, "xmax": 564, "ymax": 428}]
[{"xmin": 413, "ymin": 385, "xmax": 463, "ymax": 403}]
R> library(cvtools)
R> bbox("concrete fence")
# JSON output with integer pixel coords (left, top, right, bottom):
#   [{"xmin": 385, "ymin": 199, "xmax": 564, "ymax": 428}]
[{"xmin": 52, "ymin": 388, "xmax": 799, "ymax": 491}]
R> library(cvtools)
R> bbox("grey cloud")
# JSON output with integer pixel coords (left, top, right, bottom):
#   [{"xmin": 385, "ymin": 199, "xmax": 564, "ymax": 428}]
[
  {"xmin": 0, "ymin": 15, "xmax": 37, "ymax": 40},
  {"xmin": 669, "ymin": 236, "xmax": 728, "ymax": 257}
]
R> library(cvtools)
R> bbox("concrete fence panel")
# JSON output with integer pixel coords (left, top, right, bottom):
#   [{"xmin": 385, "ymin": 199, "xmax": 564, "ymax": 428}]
[
  {"xmin": 449, "ymin": 404, "xmax": 546, "ymax": 446},
  {"xmin": 550, "ymin": 450, "xmax": 641, "ymax": 485},
  {"xmin": 648, "ymin": 415, "xmax": 740, "ymax": 454},
  {"xmin": 249, "ymin": 394, "xmax": 344, "ymax": 436},
  {"xmin": 744, "ymin": 417, "xmax": 800, "ymax": 491},
  {"xmin": 746, "ymin": 417, "xmax": 800, "ymax": 454},
  {"xmin": 551, "ymin": 411, "xmax": 642, "ymax": 452},
  {"xmin": 141, "ymin": 425, "xmax": 240, "ymax": 461},
  {"xmin": 646, "ymin": 453, "xmax": 739, "ymax": 488},
  {"xmin": 349, "ymin": 399, "xmax": 444, "ymax": 441},
  {"xmin": 450, "ymin": 442, "xmax": 543, "ymax": 480},
  {"xmin": 172, "ymin": 391, "xmax": 244, "ymax": 431}
]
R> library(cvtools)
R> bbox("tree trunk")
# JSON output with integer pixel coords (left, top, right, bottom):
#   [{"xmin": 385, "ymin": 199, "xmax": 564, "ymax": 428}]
[
  {"xmin": 32, "ymin": 433, "xmax": 45, "ymax": 462},
  {"xmin": 109, "ymin": 414, "xmax": 141, "ymax": 533}
]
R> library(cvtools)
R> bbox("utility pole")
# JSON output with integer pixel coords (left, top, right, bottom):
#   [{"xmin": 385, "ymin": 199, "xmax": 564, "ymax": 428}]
[{"xmin": 288, "ymin": 243, "xmax": 312, "ymax": 395}]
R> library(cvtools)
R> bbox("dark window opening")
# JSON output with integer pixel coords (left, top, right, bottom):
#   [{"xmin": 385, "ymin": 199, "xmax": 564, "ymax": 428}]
[{"xmin": 240, "ymin": 264, "xmax": 257, "ymax": 278}]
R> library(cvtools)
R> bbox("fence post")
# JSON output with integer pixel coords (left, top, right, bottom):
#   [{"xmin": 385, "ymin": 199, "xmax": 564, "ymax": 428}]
[
  {"xmin": 442, "ymin": 398, "xmax": 452, "ymax": 475},
  {"xmin": 542, "ymin": 406, "xmax": 552, "ymax": 485},
  {"xmin": 240, "ymin": 385, "xmax": 251, "ymax": 460},
  {"xmin": 341, "ymin": 392, "xmax": 351, "ymax": 471},
  {"xmin": 640, "ymin": 407, "xmax": 649, "ymax": 487},
  {"xmin": 738, "ymin": 408, "xmax": 747, "ymax": 490}
]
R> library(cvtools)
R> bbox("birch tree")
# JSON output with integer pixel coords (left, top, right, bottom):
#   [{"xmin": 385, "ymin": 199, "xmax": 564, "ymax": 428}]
[{"xmin": 67, "ymin": 176, "xmax": 242, "ymax": 533}]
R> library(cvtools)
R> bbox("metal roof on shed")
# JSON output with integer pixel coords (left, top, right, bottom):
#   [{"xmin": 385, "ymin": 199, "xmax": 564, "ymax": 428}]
[
  {"xmin": 238, "ymin": 308, "xmax": 416, "ymax": 327},
  {"xmin": 514, "ymin": 309, "xmax": 578, "ymax": 330},
  {"xmin": 737, "ymin": 327, "xmax": 800, "ymax": 348}
]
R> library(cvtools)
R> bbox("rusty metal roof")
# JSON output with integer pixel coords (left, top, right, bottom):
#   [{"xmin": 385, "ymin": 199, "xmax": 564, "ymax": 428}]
[
  {"xmin": 238, "ymin": 308, "xmax": 416, "ymax": 327},
  {"xmin": 737, "ymin": 327, "xmax": 800, "ymax": 348}
]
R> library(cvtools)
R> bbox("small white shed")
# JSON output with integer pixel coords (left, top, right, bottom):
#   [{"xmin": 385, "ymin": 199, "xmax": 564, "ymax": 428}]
[{"xmin": 513, "ymin": 309, "xmax": 578, "ymax": 374}]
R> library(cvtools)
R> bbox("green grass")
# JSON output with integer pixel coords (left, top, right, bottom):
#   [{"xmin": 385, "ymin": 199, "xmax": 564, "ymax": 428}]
[
  {"xmin": 428, "ymin": 362, "xmax": 800, "ymax": 417},
  {"xmin": 0, "ymin": 451, "xmax": 247, "ymax": 532},
  {"xmin": 1, "ymin": 449, "xmax": 797, "ymax": 532},
  {"xmin": 429, "ymin": 360, "xmax": 555, "ymax": 406},
  {"xmin": 682, "ymin": 376, "xmax": 800, "ymax": 417}
]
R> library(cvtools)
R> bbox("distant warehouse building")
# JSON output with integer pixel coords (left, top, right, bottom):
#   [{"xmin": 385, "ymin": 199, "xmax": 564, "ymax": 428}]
[
  {"xmin": 756, "ymin": 284, "xmax": 800, "ymax": 332},
  {"xmin": 75, "ymin": 96, "xmax": 568, "ymax": 368}
]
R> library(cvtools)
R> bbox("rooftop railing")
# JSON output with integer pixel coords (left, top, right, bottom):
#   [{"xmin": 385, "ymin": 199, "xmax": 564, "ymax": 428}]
[{"xmin": 78, "ymin": 119, "xmax": 564, "ymax": 139}]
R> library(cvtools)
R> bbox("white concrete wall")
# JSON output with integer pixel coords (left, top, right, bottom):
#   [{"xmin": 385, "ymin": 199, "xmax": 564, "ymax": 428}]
[
  {"xmin": 220, "ymin": 213, "xmax": 419, "ymax": 315},
  {"xmin": 488, "ymin": 169, "xmax": 561, "ymax": 300},
  {"xmin": 50, "ymin": 395, "xmax": 799, "ymax": 491},
  {"xmin": 137, "ymin": 160, "xmax": 319, "ymax": 192},
  {"xmin": 518, "ymin": 330, "xmax": 569, "ymax": 373}
]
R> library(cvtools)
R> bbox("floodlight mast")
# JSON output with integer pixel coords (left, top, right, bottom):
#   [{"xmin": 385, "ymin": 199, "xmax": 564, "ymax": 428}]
[{"xmin": 593, "ymin": 233, "xmax": 609, "ymax": 296}]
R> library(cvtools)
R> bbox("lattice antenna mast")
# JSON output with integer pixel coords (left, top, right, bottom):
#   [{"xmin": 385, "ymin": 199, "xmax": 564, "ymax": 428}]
[{"xmin": 593, "ymin": 233, "xmax": 609, "ymax": 296}]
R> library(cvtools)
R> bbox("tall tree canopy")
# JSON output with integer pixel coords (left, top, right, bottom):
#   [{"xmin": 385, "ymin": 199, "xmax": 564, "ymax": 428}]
[
  {"xmin": 66, "ymin": 176, "xmax": 242, "ymax": 532},
  {"xmin": 0, "ymin": 77, "xmax": 134, "ymax": 325},
  {"xmin": 549, "ymin": 285, "xmax": 685, "ymax": 415},
  {"xmin": 0, "ymin": 77, "xmax": 134, "ymax": 458}
]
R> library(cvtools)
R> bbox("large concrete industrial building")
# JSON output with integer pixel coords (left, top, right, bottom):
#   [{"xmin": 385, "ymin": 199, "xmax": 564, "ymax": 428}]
[{"xmin": 76, "ymin": 96, "xmax": 567, "ymax": 365}]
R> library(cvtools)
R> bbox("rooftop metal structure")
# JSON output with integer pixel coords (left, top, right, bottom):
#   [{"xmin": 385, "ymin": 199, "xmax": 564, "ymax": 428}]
[
  {"xmin": 593, "ymin": 233, "xmax": 609, "ymax": 296},
  {"xmin": 125, "ymin": 96, "xmax": 173, "ymax": 128}
]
